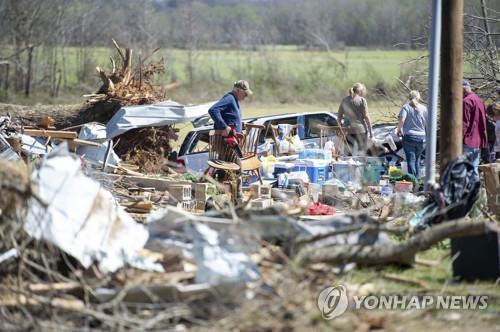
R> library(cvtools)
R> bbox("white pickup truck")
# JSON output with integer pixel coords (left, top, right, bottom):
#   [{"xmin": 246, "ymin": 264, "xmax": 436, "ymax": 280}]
[{"xmin": 176, "ymin": 111, "xmax": 339, "ymax": 174}]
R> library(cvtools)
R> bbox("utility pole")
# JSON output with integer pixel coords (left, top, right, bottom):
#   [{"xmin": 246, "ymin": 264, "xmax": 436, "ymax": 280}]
[
  {"xmin": 425, "ymin": 0, "xmax": 441, "ymax": 190},
  {"xmin": 440, "ymin": 0, "xmax": 463, "ymax": 174}
]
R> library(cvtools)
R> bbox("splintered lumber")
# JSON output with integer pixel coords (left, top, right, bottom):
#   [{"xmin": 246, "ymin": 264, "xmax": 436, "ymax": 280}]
[
  {"xmin": 23, "ymin": 129, "xmax": 77, "ymax": 139},
  {"xmin": 294, "ymin": 219, "xmax": 496, "ymax": 267},
  {"xmin": 67, "ymin": 138, "xmax": 102, "ymax": 152}
]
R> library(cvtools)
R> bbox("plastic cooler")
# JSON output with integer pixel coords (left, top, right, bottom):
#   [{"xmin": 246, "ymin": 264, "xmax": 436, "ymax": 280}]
[{"xmin": 294, "ymin": 159, "xmax": 329, "ymax": 184}]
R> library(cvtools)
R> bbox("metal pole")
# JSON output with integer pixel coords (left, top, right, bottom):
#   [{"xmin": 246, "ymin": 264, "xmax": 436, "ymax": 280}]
[
  {"xmin": 440, "ymin": 0, "xmax": 464, "ymax": 176},
  {"xmin": 425, "ymin": 0, "xmax": 442, "ymax": 190}
]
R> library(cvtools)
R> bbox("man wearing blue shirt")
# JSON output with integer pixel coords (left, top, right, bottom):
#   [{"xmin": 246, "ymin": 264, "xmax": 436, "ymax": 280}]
[
  {"xmin": 208, "ymin": 80, "xmax": 252, "ymax": 136},
  {"xmin": 208, "ymin": 80, "xmax": 252, "ymax": 204}
]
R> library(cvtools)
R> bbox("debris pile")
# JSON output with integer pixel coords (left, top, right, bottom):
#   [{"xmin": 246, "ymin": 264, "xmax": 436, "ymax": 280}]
[{"xmin": 0, "ymin": 43, "xmax": 499, "ymax": 329}]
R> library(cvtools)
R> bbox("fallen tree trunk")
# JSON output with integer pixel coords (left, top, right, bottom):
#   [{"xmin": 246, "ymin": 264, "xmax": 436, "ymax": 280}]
[
  {"xmin": 0, "ymin": 100, "xmax": 122, "ymax": 129},
  {"xmin": 294, "ymin": 219, "xmax": 496, "ymax": 266}
]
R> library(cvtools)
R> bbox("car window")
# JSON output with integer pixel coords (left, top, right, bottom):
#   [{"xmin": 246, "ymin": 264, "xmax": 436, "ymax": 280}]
[
  {"xmin": 188, "ymin": 131, "xmax": 210, "ymax": 154},
  {"xmin": 258, "ymin": 117, "xmax": 298, "ymax": 144},
  {"xmin": 305, "ymin": 113, "xmax": 338, "ymax": 139}
]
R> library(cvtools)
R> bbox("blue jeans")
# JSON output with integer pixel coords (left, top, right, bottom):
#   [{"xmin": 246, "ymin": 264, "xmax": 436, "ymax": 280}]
[
  {"xmin": 463, "ymin": 145, "xmax": 480, "ymax": 182},
  {"xmin": 402, "ymin": 135, "xmax": 425, "ymax": 177}
]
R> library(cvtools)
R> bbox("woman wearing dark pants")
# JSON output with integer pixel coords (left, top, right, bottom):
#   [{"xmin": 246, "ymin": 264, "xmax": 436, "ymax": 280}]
[
  {"xmin": 338, "ymin": 83, "xmax": 373, "ymax": 156},
  {"xmin": 397, "ymin": 90, "xmax": 427, "ymax": 177}
]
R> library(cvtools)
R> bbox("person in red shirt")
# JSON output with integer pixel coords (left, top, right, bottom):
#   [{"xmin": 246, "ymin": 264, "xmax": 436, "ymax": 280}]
[{"xmin": 462, "ymin": 80, "xmax": 487, "ymax": 181}]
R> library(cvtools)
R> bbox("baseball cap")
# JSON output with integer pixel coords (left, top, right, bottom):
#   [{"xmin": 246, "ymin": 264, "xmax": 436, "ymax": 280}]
[
  {"xmin": 234, "ymin": 80, "xmax": 253, "ymax": 95},
  {"xmin": 462, "ymin": 79, "xmax": 471, "ymax": 88}
]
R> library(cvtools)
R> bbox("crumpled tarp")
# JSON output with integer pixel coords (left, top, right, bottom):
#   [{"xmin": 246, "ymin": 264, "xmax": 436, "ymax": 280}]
[
  {"xmin": 105, "ymin": 100, "xmax": 216, "ymax": 139},
  {"xmin": 24, "ymin": 144, "xmax": 149, "ymax": 272}
]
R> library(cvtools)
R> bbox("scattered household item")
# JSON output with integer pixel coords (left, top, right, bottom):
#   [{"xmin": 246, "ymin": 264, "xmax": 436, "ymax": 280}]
[
  {"xmin": 395, "ymin": 180, "xmax": 413, "ymax": 192},
  {"xmin": 271, "ymin": 123, "xmax": 300, "ymax": 156},
  {"xmin": 409, "ymin": 155, "xmax": 480, "ymax": 231},
  {"xmin": 381, "ymin": 184, "xmax": 393, "ymax": 199},
  {"xmin": 331, "ymin": 159, "xmax": 363, "ymax": 185},
  {"xmin": 293, "ymin": 159, "xmax": 329, "ymax": 184},
  {"xmin": 363, "ymin": 160, "xmax": 384, "ymax": 185},
  {"xmin": 273, "ymin": 162, "xmax": 295, "ymax": 178},
  {"xmin": 203, "ymin": 129, "xmax": 241, "ymax": 201},
  {"xmin": 307, "ymin": 202, "xmax": 335, "ymax": 215},
  {"xmin": 317, "ymin": 124, "xmax": 347, "ymax": 156}
]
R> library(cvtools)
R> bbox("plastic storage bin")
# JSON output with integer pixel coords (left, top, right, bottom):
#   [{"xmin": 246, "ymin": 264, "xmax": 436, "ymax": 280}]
[
  {"xmin": 363, "ymin": 161, "xmax": 384, "ymax": 185},
  {"xmin": 331, "ymin": 161, "xmax": 363, "ymax": 184}
]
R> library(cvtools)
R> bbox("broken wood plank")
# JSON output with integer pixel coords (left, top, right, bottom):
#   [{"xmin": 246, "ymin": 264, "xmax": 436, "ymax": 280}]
[
  {"xmin": 23, "ymin": 129, "xmax": 77, "ymax": 139},
  {"xmin": 69, "ymin": 138, "xmax": 102, "ymax": 147}
]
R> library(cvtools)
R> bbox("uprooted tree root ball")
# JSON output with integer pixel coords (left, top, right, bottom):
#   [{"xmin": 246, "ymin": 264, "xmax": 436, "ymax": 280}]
[{"xmin": 113, "ymin": 126, "xmax": 179, "ymax": 173}]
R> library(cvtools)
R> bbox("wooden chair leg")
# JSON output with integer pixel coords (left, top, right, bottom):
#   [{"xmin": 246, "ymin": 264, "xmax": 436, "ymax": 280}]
[{"xmin": 256, "ymin": 168, "xmax": 263, "ymax": 184}]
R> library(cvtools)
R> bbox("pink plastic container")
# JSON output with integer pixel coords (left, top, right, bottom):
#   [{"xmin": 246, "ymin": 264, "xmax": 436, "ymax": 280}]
[{"xmin": 394, "ymin": 181, "xmax": 413, "ymax": 192}]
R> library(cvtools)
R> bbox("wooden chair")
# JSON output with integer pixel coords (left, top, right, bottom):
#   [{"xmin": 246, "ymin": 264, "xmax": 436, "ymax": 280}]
[
  {"xmin": 317, "ymin": 124, "xmax": 351, "ymax": 156},
  {"xmin": 240, "ymin": 123, "xmax": 265, "ymax": 184},
  {"xmin": 203, "ymin": 130, "xmax": 240, "ymax": 200}
]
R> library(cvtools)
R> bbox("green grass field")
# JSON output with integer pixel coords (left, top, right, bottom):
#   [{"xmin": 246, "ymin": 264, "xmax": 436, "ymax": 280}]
[{"xmin": 2, "ymin": 46, "xmax": 427, "ymax": 105}]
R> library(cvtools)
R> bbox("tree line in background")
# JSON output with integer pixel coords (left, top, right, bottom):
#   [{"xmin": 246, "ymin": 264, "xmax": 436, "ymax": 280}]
[{"xmin": 0, "ymin": 0, "xmax": 498, "ymax": 103}]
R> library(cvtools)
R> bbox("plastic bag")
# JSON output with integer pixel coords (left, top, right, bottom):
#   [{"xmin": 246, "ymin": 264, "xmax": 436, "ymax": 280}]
[
  {"xmin": 288, "ymin": 135, "xmax": 304, "ymax": 154},
  {"xmin": 278, "ymin": 139, "xmax": 290, "ymax": 155}
]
